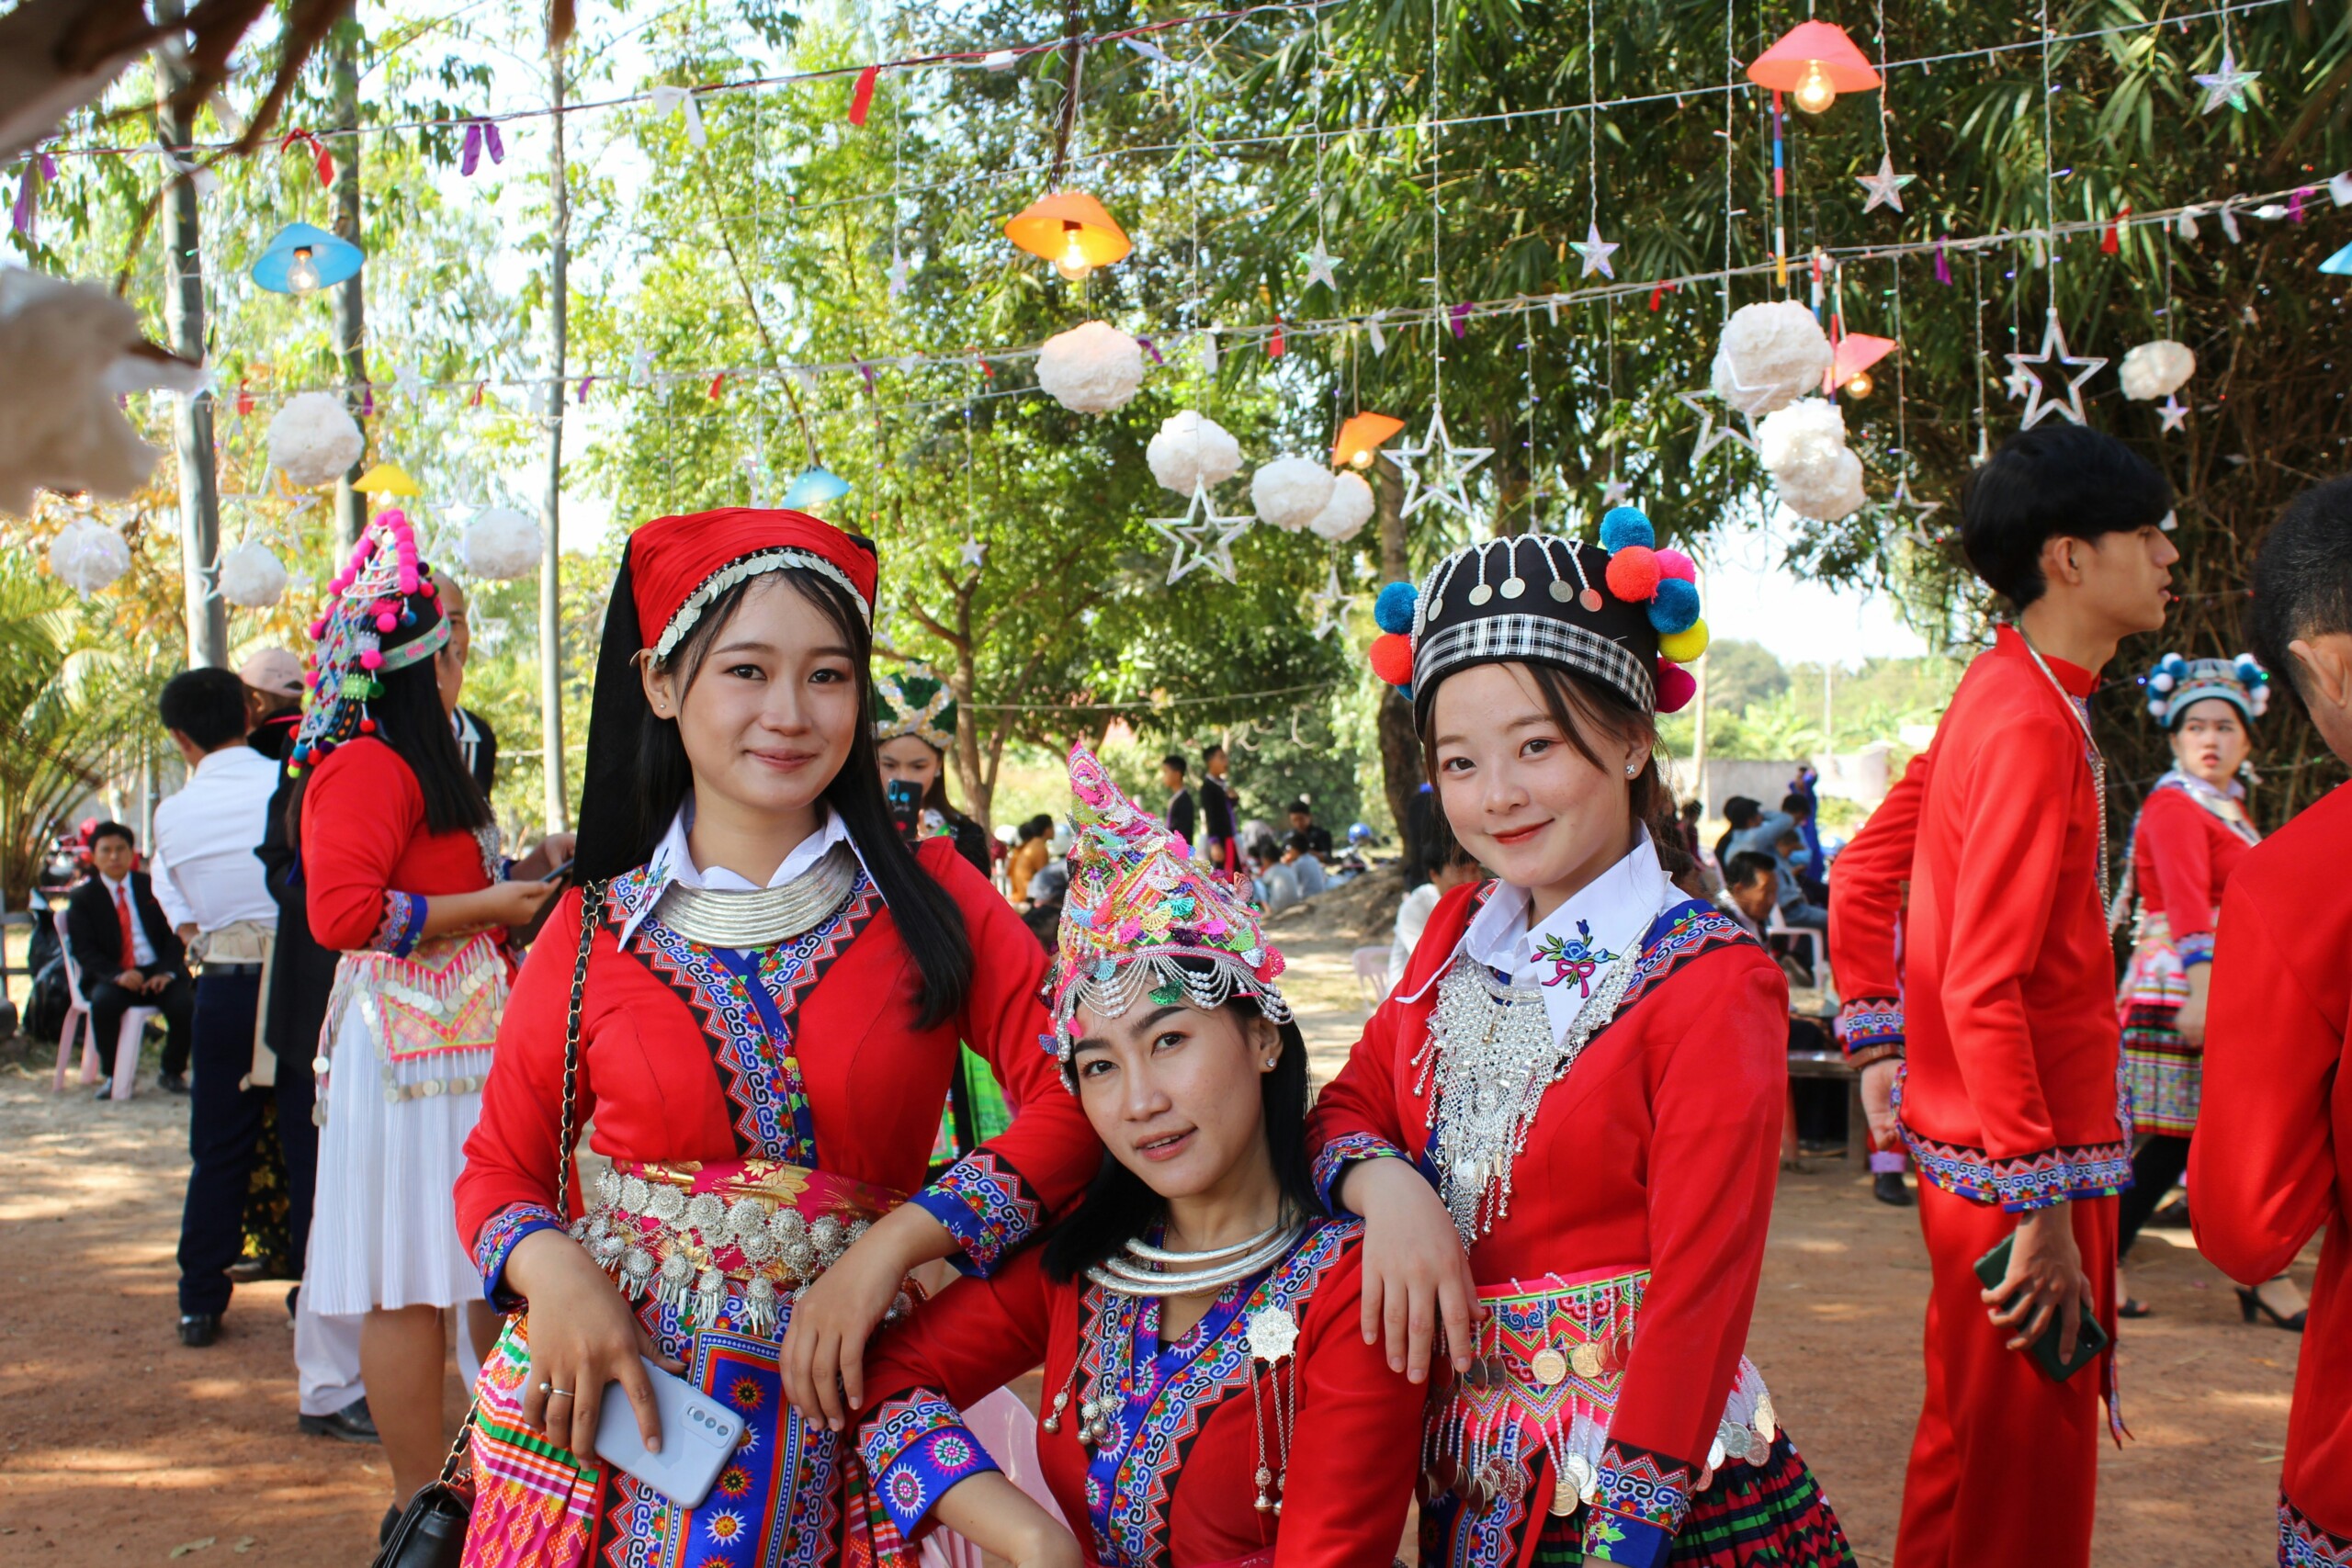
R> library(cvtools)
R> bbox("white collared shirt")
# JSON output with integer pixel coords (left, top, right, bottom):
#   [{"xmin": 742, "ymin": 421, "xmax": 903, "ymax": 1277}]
[
  {"xmin": 151, "ymin": 743, "xmax": 280, "ymax": 935},
  {"xmin": 1399, "ymin": 830, "xmax": 1674, "ymax": 1046},
  {"xmin": 617, "ymin": 795, "xmax": 873, "ymax": 943},
  {"xmin": 100, "ymin": 872, "xmax": 159, "ymax": 964}
]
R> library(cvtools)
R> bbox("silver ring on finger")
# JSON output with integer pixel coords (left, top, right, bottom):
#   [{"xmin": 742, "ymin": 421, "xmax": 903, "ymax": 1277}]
[{"xmin": 547, "ymin": 1387, "xmax": 573, "ymax": 1399}]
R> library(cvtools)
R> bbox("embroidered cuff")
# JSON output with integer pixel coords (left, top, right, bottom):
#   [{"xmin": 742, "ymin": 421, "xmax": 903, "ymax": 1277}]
[
  {"xmin": 910, "ymin": 1148, "xmax": 1044, "ymax": 1277},
  {"xmin": 1902, "ymin": 1133, "xmax": 2134, "ymax": 1213},
  {"xmin": 1581, "ymin": 1442, "xmax": 1694, "ymax": 1567},
  {"xmin": 859, "ymin": 1392, "xmax": 1000, "ymax": 1539},
  {"xmin": 2282, "ymin": 1495, "xmax": 2352, "ymax": 1567},
  {"xmin": 370, "ymin": 892, "xmax": 428, "ymax": 957},
  {"xmin": 473, "ymin": 1203, "xmax": 567, "ymax": 1311},
  {"xmin": 1834, "ymin": 996, "xmax": 1904, "ymax": 1060},
  {"xmin": 2174, "ymin": 931, "xmax": 2215, "ymax": 968},
  {"xmin": 1311, "ymin": 1131, "xmax": 1411, "ymax": 1214}
]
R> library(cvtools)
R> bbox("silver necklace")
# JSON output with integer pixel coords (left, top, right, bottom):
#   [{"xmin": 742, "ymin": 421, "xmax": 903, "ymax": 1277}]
[
  {"xmin": 1417, "ymin": 942, "xmax": 1642, "ymax": 1247},
  {"xmin": 651, "ymin": 841, "xmax": 860, "ymax": 947},
  {"xmin": 1086, "ymin": 1218, "xmax": 1304, "ymax": 1298},
  {"xmin": 2016, "ymin": 629, "xmax": 2110, "ymax": 908}
]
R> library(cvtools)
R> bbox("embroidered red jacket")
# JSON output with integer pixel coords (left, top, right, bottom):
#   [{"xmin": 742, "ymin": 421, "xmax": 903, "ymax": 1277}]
[
  {"xmin": 857, "ymin": 1219, "xmax": 1419, "ymax": 1568},
  {"xmin": 2130, "ymin": 782, "xmax": 2255, "ymax": 965},
  {"xmin": 300, "ymin": 737, "xmax": 496, "ymax": 953},
  {"xmin": 2192, "ymin": 780, "xmax": 2352, "ymax": 1555},
  {"xmin": 455, "ymin": 836, "xmax": 1101, "ymax": 1288},
  {"xmin": 1826, "ymin": 627, "xmax": 2129, "ymax": 1211},
  {"xmin": 1306, "ymin": 887, "xmax": 1786, "ymax": 1568}
]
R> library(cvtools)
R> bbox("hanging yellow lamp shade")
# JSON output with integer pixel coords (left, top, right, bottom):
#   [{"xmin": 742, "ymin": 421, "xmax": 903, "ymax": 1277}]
[
  {"xmin": 1004, "ymin": 190, "xmax": 1132, "ymax": 283},
  {"xmin": 353, "ymin": 462, "xmax": 420, "ymax": 496},
  {"xmin": 1331, "ymin": 412, "xmax": 1406, "ymax": 470}
]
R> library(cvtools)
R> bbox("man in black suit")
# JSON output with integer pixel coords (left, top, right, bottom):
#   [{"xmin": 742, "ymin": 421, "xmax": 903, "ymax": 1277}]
[
  {"xmin": 1198, "ymin": 743, "xmax": 1239, "ymax": 874},
  {"xmin": 1160, "ymin": 752, "xmax": 1197, "ymax": 850},
  {"xmin": 66, "ymin": 821, "xmax": 194, "ymax": 1097}
]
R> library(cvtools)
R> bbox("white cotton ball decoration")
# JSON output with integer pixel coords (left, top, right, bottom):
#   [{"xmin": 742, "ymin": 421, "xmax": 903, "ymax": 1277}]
[
  {"xmin": 267, "ymin": 390, "xmax": 365, "ymax": 487},
  {"xmin": 1035, "ymin": 321, "xmax": 1146, "ymax": 415},
  {"xmin": 1147, "ymin": 411, "xmax": 1243, "ymax": 496},
  {"xmin": 1776, "ymin": 447, "xmax": 1868, "ymax": 522},
  {"xmin": 462, "ymin": 505, "xmax": 545, "ymax": 581},
  {"xmin": 1307, "ymin": 469, "xmax": 1376, "ymax": 543},
  {"xmin": 1712, "ymin": 300, "xmax": 1835, "ymax": 418},
  {"xmin": 2119, "ymin": 341, "xmax": 2196, "ymax": 401},
  {"xmin": 0, "ymin": 271, "xmax": 201, "ymax": 518},
  {"xmin": 1758, "ymin": 398, "xmax": 1865, "ymax": 523},
  {"xmin": 48, "ymin": 517, "xmax": 131, "ymax": 597},
  {"xmin": 1250, "ymin": 457, "xmax": 1336, "ymax": 532},
  {"xmin": 219, "ymin": 540, "xmax": 288, "ymax": 607}
]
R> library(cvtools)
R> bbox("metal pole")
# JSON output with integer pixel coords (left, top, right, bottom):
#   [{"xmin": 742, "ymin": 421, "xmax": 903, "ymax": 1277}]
[
  {"xmin": 330, "ymin": 26, "xmax": 368, "ymax": 552},
  {"xmin": 538, "ymin": 40, "xmax": 571, "ymax": 831},
  {"xmin": 155, "ymin": 0, "xmax": 225, "ymax": 668}
]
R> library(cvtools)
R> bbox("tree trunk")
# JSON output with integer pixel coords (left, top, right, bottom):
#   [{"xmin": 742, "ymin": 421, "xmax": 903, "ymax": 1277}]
[
  {"xmin": 538, "ymin": 41, "xmax": 571, "ymax": 831},
  {"xmin": 329, "ymin": 26, "xmax": 368, "ymax": 551},
  {"xmin": 154, "ymin": 0, "xmax": 223, "ymax": 668},
  {"xmin": 1371, "ymin": 454, "xmax": 1425, "ymax": 859}
]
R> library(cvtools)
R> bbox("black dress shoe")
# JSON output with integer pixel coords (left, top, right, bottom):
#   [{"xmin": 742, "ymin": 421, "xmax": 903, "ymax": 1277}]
[
  {"xmin": 300, "ymin": 1397, "xmax": 379, "ymax": 1443},
  {"xmin": 158, "ymin": 1071, "xmax": 189, "ymax": 1095},
  {"xmin": 93, "ymin": 1083, "xmax": 116, "ymax": 1102},
  {"xmin": 178, "ymin": 1313, "xmax": 221, "ymax": 1347},
  {"xmin": 1872, "ymin": 1170, "xmax": 1916, "ymax": 1207},
  {"xmin": 286, "ymin": 1285, "xmax": 300, "ymax": 1322}
]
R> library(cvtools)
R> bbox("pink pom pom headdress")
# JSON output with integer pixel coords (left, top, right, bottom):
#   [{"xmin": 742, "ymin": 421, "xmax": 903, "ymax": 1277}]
[{"xmin": 287, "ymin": 507, "xmax": 448, "ymax": 776}]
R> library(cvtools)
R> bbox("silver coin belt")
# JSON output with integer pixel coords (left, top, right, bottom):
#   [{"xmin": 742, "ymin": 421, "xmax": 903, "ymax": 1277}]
[{"xmin": 568, "ymin": 1166, "xmax": 872, "ymax": 1339}]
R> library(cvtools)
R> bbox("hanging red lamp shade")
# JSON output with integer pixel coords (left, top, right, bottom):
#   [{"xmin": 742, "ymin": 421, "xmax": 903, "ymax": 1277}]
[
  {"xmin": 1747, "ymin": 21, "xmax": 1882, "ymax": 114},
  {"xmin": 1829, "ymin": 332, "xmax": 1896, "ymax": 397},
  {"xmin": 1331, "ymin": 412, "xmax": 1406, "ymax": 470},
  {"xmin": 1004, "ymin": 190, "xmax": 1132, "ymax": 283}
]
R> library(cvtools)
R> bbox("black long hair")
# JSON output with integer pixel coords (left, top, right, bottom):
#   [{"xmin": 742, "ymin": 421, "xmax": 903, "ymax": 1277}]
[
  {"xmin": 630, "ymin": 568, "xmax": 974, "ymax": 1030},
  {"xmin": 1040, "ymin": 989, "xmax": 1317, "ymax": 1284},
  {"xmin": 286, "ymin": 571, "xmax": 491, "ymax": 849}
]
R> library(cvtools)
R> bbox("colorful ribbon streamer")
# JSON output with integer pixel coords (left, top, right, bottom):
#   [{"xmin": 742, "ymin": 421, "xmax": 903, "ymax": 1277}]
[
  {"xmin": 12, "ymin": 152, "xmax": 57, "ymax": 237},
  {"xmin": 279, "ymin": 129, "xmax": 334, "ymax": 187},
  {"xmin": 848, "ymin": 64, "xmax": 881, "ymax": 127},
  {"xmin": 648, "ymin": 86, "xmax": 707, "ymax": 148},
  {"xmin": 460, "ymin": 118, "xmax": 506, "ymax": 176}
]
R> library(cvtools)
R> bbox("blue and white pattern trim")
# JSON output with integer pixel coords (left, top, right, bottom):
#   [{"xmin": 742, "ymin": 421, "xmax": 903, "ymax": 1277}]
[{"xmin": 861, "ymin": 1391, "xmax": 1001, "ymax": 1540}]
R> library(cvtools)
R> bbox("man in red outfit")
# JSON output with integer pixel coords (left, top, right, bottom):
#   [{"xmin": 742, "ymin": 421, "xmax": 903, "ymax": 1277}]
[
  {"xmin": 2192, "ymin": 476, "xmax": 2352, "ymax": 1566},
  {"xmin": 1830, "ymin": 424, "xmax": 2177, "ymax": 1568}
]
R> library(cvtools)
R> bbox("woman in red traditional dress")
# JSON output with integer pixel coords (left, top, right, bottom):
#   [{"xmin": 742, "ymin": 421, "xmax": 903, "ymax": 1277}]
[
  {"xmin": 1311, "ymin": 524, "xmax": 1853, "ymax": 1568},
  {"xmin": 2110, "ymin": 651, "xmax": 2305, "ymax": 1327},
  {"xmin": 288, "ymin": 508, "xmax": 568, "ymax": 1534},
  {"xmin": 854, "ymin": 743, "xmax": 1421, "ymax": 1568},
  {"xmin": 452, "ymin": 510, "xmax": 1101, "ymax": 1568}
]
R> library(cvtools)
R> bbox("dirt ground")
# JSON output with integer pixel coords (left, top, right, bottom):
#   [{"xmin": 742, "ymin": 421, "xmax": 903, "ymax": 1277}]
[{"xmin": 0, "ymin": 922, "xmax": 2314, "ymax": 1564}]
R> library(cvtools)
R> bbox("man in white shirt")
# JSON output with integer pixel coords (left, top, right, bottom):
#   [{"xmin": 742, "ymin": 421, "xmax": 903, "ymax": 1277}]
[
  {"xmin": 1388, "ymin": 839, "xmax": 1487, "ymax": 990},
  {"xmin": 151, "ymin": 667, "xmax": 282, "ymax": 1349}
]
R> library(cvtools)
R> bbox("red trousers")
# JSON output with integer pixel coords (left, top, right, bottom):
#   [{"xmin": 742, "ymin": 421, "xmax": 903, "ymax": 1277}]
[{"xmin": 1894, "ymin": 1184, "xmax": 2118, "ymax": 1568}]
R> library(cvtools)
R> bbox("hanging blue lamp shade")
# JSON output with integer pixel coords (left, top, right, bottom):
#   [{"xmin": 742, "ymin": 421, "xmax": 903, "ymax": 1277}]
[
  {"xmin": 781, "ymin": 465, "xmax": 852, "ymax": 509},
  {"xmin": 2322, "ymin": 240, "xmax": 2352, "ymax": 276},
  {"xmin": 253, "ymin": 221, "xmax": 366, "ymax": 296}
]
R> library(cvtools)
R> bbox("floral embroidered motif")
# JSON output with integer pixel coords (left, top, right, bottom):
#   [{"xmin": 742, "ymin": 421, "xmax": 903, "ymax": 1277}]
[
  {"xmin": 910, "ymin": 1147, "xmax": 1045, "ymax": 1276},
  {"xmin": 1532, "ymin": 919, "xmax": 1618, "ymax": 996},
  {"xmin": 1581, "ymin": 1441, "xmax": 1693, "ymax": 1568},
  {"xmin": 369, "ymin": 890, "xmax": 426, "ymax": 956},
  {"xmin": 2283, "ymin": 1495, "xmax": 2352, "ymax": 1567},
  {"xmin": 1310, "ymin": 1130, "xmax": 1409, "ymax": 1213},
  {"xmin": 860, "ymin": 1392, "xmax": 1000, "ymax": 1538},
  {"xmin": 1834, "ymin": 995, "xmax": 1905, "ymax": 1055},
  {"xmin": 472, "ymin": 1202, "xmax": 568, "ymax": 1311}
]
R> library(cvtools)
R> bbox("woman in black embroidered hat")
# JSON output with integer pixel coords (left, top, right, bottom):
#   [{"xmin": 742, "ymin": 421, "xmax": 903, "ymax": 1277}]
[{"xmin": 1310, "ymin": 515, "xmax": 1855, "ymax": 1568}]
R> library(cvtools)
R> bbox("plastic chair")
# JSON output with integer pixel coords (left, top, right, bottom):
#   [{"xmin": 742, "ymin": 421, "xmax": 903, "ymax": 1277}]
[
  {"xmin": 51, "ymin": 905, "xmax": 159, "ymax": 1100},
  {"xmin": 1351, "ymin": 944, "xmax": 1393, "ymax": 1009}
]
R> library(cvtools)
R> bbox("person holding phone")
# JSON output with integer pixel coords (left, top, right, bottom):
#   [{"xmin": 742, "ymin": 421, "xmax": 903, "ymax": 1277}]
[
  {"xmin": 1829, "ymin": 426, "xmax": 2177, "ymax": 1568},
  {"xmin": 284, "ymin": 508, "xmax": 571, "ymax": 1539},
  {"xmin": 453, "ymin": 509, "xmax": 1101, "ymax": 1568},
  {"xmin": 1310, "ymin": 527, "xmax": 1852, "ymax": 1567},
  {"xmin": 872, "ymin": 666, "xmax": 991, "ymax": 876},
  {"xmin": 854, "ymin": 744, "xmax": 1419, "ymax": 1567}
]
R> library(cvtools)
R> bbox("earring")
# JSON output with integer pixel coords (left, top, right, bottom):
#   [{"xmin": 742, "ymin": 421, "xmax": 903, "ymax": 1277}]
[{"xmin": 1625, "ymin": 762, "xmax": 1639, "ymax": 777}]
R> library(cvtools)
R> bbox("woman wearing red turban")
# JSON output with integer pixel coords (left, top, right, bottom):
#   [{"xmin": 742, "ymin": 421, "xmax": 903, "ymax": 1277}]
[{"xmin": 452, "ymin": 510, "xmax": 1101, "ymax": 1568}]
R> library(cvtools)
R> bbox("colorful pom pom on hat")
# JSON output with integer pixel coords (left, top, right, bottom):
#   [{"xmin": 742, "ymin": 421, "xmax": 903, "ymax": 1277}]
[
  {"xmin": 1363, "ymin": 507, "xmax": 1706, "ymax": 719},
  {"xmin": 2141, "ymin": 649, "xmax": 2269, "ymax": 727},
  {"xmin": 287, "ymin": 508, "xmax": 448, "ymax": 777}
]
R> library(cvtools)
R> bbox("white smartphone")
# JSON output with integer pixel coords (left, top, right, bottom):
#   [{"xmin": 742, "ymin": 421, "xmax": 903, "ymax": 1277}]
[{"xmin": 592, "ymin": 1357, "xmax": 746, "ymax": 1509}]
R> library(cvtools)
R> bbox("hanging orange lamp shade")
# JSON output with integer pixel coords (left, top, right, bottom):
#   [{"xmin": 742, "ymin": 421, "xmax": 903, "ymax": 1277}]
[
  {"xmin": 1331, "ymin": 412, "xmax": 1406, "ymax": 470},
  {"xmin": 1004, "ymin": 190, "xmax": 1132, "ymax": 282},
  {"xmin": 1747, "ymin": 21, "xmax": 1882, "ymax": 113},
  {"xmin": 1830, "ymin": 333, "xmax": 1896, "ymax": 386}
]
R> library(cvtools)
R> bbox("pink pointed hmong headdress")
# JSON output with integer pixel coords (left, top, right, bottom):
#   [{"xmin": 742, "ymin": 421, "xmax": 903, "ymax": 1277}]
[
  {"xmin": 1045, "ymin": 742, "xmax": 1291, "ymax": 1066},
  {"xmin": 288, "ymin": 507, "xmax": 447, "ymax": 776}
]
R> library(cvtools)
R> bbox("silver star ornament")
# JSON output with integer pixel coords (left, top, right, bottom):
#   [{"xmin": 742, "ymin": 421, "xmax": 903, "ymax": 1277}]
[
  {"xmin": 1675, "ymin": 390, "xmax": 1757, "ymax": 464},
  {"xmin": 2193, "ymin": 50, "xmax": 2258, "ymax": 115},
  {"xmin": 959, "ymin": 536, "xmax": 987, "ymax": 570},
  {"xmin": 1148, "ymin": 482, "xmax": 1252, "ymax": 585},
  {"xmin": 1306, "ymin": 563, "xmax": 1351, "ymax": 641},
  {"xmin": 2005, "ymin": 310, "xmax": 2108, "ymax": 430},
  {"xmin": 1883, "ymin": 473, "xmax": 1944, "ymax": 546},
  {"xmin": 2157, "ymin": 394, "xmax": 2188, "ymax": 434},
  {"xmin": 1570, "ymin": 221, "xmax": 1619, "ymax": 279},
  {"xmin": 1393, "ymin": 404, "xmax": 1494, "ymax": 522},
  {"xmin": 1856, "ymin": 153, "xmax": 1916, "ymax": 214},
  {"xmin": 1301, "ymin": 237, "xmax": 1342, "ymax": 293}
]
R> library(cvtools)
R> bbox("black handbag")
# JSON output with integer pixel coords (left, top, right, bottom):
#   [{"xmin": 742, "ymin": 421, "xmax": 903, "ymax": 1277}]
[{"xmin": 369, "ymin": 881, "xmax": 605, "ymax": 1568}]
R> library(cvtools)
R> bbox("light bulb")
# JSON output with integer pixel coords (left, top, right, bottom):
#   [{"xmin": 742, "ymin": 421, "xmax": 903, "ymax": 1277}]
[
  {"xmin": 1052, "ymin": 223, "xmax": 1093, "ymax": 283},
  {"xmin": 1793, "ymin": 60, "xmax": 1838, "ymax": 115},
  {"xmin": 1845, "ymin": 370, "xmax": 1873, "ymax": 399},
  {"xmin": 1349, "ymin": 446, "xmax": 1375, "ymax": 470},
  {"xmin": 285, "ymin": 245, "xmax": 322, "ymax": 295}
]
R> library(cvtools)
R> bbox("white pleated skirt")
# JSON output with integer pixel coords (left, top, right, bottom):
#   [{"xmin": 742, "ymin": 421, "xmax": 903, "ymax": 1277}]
[{"xmin": 306, "ymin": 984, "xmax": 492, "ymax": 1315}]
